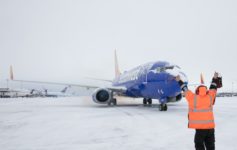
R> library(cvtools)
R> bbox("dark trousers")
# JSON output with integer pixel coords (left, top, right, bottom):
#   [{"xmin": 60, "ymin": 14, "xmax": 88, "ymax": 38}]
[{"xmin": 194, "ymin": 129, "xmax": 215, "ymax": 150}]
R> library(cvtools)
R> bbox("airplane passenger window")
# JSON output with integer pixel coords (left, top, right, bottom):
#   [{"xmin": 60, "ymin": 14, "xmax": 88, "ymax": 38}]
[
  {"xmin": 164, "ymin": 66, "xmax": 174, "ymax": 70},
  {"xmin": 154, "ymin": 65, "xmax": 178, "ymax": 73}
]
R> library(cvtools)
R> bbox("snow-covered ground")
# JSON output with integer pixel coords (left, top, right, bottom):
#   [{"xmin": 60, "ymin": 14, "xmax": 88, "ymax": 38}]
[{"xmin": 0, "ymin": 97, "xmax": 236, "ymax": 150}]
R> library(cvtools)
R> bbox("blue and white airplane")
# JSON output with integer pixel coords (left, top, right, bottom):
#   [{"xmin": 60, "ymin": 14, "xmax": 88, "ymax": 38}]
[
  {"xmin": 10, "ymin": 50, "xmax": 188, "ymax": 111},
  {"xmin": 92, "ymin": 51, "xmax": 188, "ymax": 111}
]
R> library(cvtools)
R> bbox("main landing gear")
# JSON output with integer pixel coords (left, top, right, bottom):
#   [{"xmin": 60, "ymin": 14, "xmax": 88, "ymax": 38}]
[
  {"xmin": 108, "ymin": 98, "xmax": 117, "ymax": 106},
  {"xmin": 159, "ymin": 103, "xmax": 168, "ymax": 111},
  {"xmin": 143, "ymin": 98, "xmax": 152, "ymax": 106}
]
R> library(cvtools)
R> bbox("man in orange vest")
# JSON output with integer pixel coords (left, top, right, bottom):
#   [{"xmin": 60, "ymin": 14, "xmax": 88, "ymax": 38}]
[{"xmin": 176, "ymin": 72, "xmax": 222, "ymax": 150}]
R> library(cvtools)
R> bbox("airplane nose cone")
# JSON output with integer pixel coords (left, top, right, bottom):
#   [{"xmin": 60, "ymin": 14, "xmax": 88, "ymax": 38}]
[
  {"xmin": 165, "ymin": 67, "xmax": 188, "ymax": 83},
  {"xmin": 179, "ymin": 71, "xmax": 188, "ymax": 83}
]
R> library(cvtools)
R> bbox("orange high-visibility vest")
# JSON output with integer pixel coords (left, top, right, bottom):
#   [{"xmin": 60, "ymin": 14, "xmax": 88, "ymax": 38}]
[{"xmin": 185, "ymin": 89, "xmax": 216, "ymax": 129}]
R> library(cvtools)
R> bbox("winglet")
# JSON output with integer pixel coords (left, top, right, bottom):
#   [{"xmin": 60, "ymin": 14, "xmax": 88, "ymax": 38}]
[
  {"xmin": 200, "ymin": 73, "xmax": 204, "ymax": 84},
  {"xmin": 10, "ymin": 65, "xmax": 14, "ymax": 80},
  {"xmin": 114, "ymin": 49, "xmax": 121, "ymax": 78},
  {"xmin": 61, "ymin": 87, "xmax": 68, "ymax": 93}
]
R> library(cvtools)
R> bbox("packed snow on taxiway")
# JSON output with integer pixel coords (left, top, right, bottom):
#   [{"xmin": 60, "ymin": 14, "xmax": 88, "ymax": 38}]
[{"xmin": 0, "ymin": 97, "xmax": 236, "ymax": 150}]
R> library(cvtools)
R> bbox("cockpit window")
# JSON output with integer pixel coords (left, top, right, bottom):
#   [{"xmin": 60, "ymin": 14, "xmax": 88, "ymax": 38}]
[
  {"xmin": 155, "ymin": 66, "xmax": 172, "ymax": 72},
  {"xmin": 164, "ymin": 66, "xmax": 174, "ymax": 70},
  {"xmin": 154, "ymin": 67, "xmax": 165, "ymax": 73},
  {"xmin": 154, "ymin": 65, "xmax": 181, "ymax": 73},
  {"xmin": 157, "ymin": 67, "xmax": 163, "ymax": 72},
  {"xmin": 165, "ymin": 65, "xmax": 181, "ymax": 70}
]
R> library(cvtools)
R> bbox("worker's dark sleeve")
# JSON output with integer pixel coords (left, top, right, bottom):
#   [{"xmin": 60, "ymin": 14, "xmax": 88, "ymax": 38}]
[
  {"xmin": 209, "ymin": 78, "xmax": 218, "ymax": 90},
  {"xmin": 177, "ymin": 80, "xmax": 194, "ymax": 102},
  {"xmin": 209, "ymin": 77, "xmax": 218, "ymax": 105},
  {"xmin": 178, "ymin": 80, "xmax": 188, "ymax": 92}
]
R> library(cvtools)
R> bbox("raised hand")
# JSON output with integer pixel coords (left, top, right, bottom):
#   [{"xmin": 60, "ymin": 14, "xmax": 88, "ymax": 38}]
[{"xmin": 214, "ymin": 72, "xmax": 218, "ymax": 79}]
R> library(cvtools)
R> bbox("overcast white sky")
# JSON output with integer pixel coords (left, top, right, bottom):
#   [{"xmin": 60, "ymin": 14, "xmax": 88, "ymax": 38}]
[{"xmin": 0, "ymin": 0, "xmax": 237, "ymax": 92}]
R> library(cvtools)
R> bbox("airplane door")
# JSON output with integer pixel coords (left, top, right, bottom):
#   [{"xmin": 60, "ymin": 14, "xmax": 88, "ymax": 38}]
[{"xmin": 138, "ymin": 66, "xmax": 148, "ymax": 84}]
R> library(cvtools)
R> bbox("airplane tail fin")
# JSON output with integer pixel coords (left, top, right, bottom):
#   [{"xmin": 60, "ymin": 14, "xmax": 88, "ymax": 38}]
[
  {"xmin": 200, "ymin": 73, "xmax": 205, "ymax": 84},
  {"xmin": 10, "ymin": 65, "xmax": 14, "ymax": 80},
  {"xmin": 61, "ymin": 87, "xmax": 68, "ymax": 93},
  {"xmin": 30, "ymin": 89, "xmax": 35, "ymax": 94},
  {"xmin": 114, "ymin": 49, "xmax": 121, "ymax": 78}
]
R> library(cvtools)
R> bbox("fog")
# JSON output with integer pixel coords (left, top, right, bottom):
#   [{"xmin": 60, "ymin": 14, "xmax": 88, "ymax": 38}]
[{"xmin": 0, "ymin": 0, "xmax": 237, "ymax": 92}]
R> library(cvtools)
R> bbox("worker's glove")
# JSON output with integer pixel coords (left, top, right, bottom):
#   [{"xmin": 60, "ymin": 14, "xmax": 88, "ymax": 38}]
[
  {"xmin": 210, "ymin": 72, "xmax": 222, "ymax": 89},
  {"xmin": 176, "ymin": 75, "xmax": 188, "ymax": 92},
  {"xmin": 216, "ymin": 77, "xmax": 222, "ymax": 88}
]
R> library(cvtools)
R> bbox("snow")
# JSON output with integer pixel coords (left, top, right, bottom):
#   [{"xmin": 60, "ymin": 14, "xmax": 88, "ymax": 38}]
[{"xmin": 0, "ymin": 97, "xmax": 236, "ymax": 150}]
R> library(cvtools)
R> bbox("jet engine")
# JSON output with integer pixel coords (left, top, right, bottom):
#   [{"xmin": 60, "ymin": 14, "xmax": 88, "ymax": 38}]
[{"xmin": 92, "ymin": 88, "xmax": 112, "ymax": 104}]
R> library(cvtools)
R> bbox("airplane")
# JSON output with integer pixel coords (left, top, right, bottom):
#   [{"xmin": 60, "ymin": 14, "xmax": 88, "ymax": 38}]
[
  {"xmin": 19, "ymin": 86, "xmax": 72, "ymax": 98},
  {"xmin": 0, "ymin": 86, "xmax": 72, "ymax": 98},
  {"xmin": 42, "ymin": 86, "xmax": 72, "ymax": 97},
  {"xmin": 0, "ymin": 88, "xmax": 12, "ymax": 98},
  {"xmin": 0, "ymin": 87, "xmax": 37, "ymax": 98},
  {"xmin": 9, "ymin": 50, "xmax": 188, "ymax": 111}
]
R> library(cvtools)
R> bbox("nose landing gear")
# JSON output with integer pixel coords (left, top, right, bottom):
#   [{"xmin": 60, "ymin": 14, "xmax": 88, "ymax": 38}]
[
  {"xmin": 158, "ymin": 97, "xmax": 168, "ymax": 111},
  {"xmin": 143, "ymin": 97, "xmax": 168, "ymax": 111},
  {"xmin": 159, "ymin": 103, "xmax": 168, "ymax": 111}
]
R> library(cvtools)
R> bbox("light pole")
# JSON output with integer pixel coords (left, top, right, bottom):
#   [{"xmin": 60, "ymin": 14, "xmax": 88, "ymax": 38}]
[
  {"xmin": 232, "ymin": 82, "xmax": 234, "ymax": 97},
  {"xmin": 6, "ymin": 79, "xmax": 9, "ymax": 89}
]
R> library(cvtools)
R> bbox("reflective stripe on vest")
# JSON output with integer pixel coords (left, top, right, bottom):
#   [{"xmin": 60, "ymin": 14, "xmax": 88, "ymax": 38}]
[
  {"xmin": 189, "ymin": 120, "xmax": 214, "ymax": 124},
  {"xmin": 190, "ymin": 95, "xmax": 213, "ymax": 112},
  {"xmin": 189, "ymin": 108, "xmax": 213, "ymax": 112}
]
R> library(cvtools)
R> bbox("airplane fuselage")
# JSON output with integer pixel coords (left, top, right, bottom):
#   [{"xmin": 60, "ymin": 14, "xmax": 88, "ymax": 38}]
[{"xmin": 112, "ymin": 61, "xmax": 188, "ymax": 103}]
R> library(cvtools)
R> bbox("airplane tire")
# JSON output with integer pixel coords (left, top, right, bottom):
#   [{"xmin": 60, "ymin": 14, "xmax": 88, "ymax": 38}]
[
  {"xmin": 108, "ymin": 98, "xmax": 117, "ymax": 106},
  {"xmin": 148, "ymin": 98, "xmax": 152, "ymax": 105},
  {"xmin": 159, "ymin": 104, "xmax": 168, "ymax": 111},
  {"xmin": 164, "ymin": 104, "xmax": 168, "ymax": 111},
  {"xmin": 143, "ymin": 98, "xmax": 147, "ymax": 105},
  {"xmin": 113, "ymin": 98, "xmax": 117, "ymax": 106}
]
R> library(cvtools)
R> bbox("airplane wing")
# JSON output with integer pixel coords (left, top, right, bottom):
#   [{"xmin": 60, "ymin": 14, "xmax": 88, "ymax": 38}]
[
  {"xmin": 12, "ymin": 79, "xmax": 99, "ymax": 89},
  {"xmin": 12, "ymin": 79, "xmax": 127, "ymax": 93},
  {"xmin": 8, "ymin": 49, "xmax": 127, "ymax": 97},
  {"xmin": 84, "ymin": 77, "xmax": 113, "ymax": 82},
  {"xmin": 10, "ymin": 65, "xmax": 114, "ymax": 89}
]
